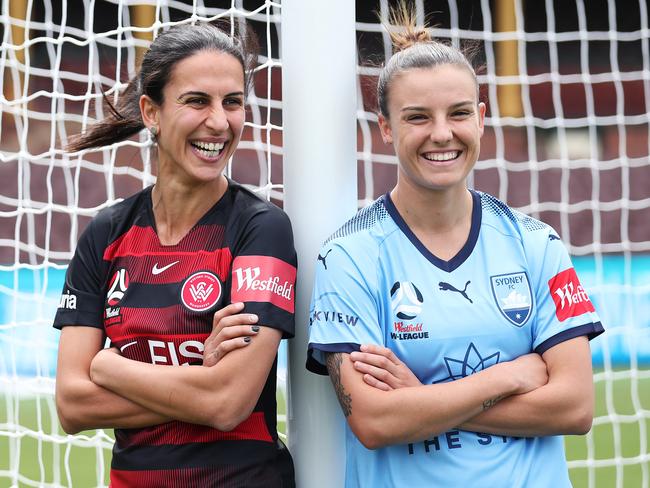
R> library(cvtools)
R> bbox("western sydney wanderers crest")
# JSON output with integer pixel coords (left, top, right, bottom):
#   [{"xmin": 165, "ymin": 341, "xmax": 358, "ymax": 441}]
[
  {"xmin": 181, "ymin": 271, "xmax": 223, "ymax": 312},
  {"xmin": 490, "ymin": 271, "xmax": 532, "ymax": 327}
]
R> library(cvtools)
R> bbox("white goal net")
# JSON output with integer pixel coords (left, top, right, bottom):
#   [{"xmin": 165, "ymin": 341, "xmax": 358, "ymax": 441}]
[{"xmin": 1, "ymin": 0, "xmax": 648, "ymax": 487}]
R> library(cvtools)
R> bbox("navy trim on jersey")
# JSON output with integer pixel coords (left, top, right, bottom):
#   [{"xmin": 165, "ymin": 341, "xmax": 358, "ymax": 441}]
[
  {"xmin": 535, "ymin": 321, "xmax": 605, "ymax": 355},
  {"xmin": 383, "ymin": 190, "xmax": 482, "ymax": 273},
  {"xmin": 306, "ymin": 342, "xmax": 361, "ymax": 375}
]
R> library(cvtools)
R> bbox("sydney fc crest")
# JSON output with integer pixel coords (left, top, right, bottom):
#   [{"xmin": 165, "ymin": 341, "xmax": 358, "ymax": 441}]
[{"xmin": 490, "ymin": 272, "xmax": 532, "ymax": 327}]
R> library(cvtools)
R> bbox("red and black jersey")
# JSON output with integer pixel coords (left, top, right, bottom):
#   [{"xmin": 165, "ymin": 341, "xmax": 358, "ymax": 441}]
[{"xmin": 54, "ymin": 180, "xmax": 296, "ymax": 487}]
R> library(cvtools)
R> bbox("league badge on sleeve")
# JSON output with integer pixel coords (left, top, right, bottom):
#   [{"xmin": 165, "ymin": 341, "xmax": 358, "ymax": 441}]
[{"xmin": 490, "ymin": 272, "xmax": 532, "ymax": 327}]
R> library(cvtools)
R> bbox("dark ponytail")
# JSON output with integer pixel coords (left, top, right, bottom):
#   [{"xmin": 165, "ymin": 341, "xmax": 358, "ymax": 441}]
[{"xmin": 68, "ymin": 21, "xmax": 258, "ymax": 152}]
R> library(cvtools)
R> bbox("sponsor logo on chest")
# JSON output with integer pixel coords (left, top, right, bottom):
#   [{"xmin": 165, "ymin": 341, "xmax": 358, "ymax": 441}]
[{"xmin": 490, "ymin": 271, "xmax": 532, "ymax": 327}]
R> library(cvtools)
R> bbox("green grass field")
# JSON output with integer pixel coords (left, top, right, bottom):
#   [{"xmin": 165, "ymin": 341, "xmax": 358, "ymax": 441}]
[{"xmin": 1, "ymin": 374, "xmax": 648, "ymax": 487}]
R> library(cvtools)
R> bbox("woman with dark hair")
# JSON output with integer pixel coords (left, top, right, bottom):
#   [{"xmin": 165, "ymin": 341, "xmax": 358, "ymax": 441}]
[
  {"xmin": 306, "ymin": 3, "xmax": 603, "ymax": 487},
  {"xmin": 54, "ymin": 22, "xmax": 295, "ymax": 487}
]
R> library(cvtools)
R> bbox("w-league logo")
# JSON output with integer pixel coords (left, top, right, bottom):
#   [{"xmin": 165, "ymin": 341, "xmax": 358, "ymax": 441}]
[
  {"xmin": 105, "ymin": 268, "xmax": 129, "ymax": 326},
  {"xmin": 390, "ymin": 281, "xmax": 424, "ymax": 320},
  {"xmin": 107, "ymin": 268, "xmax": 129, "ymax": 306},
  {"xmin": 181, "ymin": 271, "xmax": 222, "ymax": 312}
]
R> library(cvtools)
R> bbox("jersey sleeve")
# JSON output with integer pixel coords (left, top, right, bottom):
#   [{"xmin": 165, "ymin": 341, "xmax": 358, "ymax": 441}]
[
  {"xmin": 529, "ymin": 228, "xmax": 604, "ymax": 354},
  {"xmin": 306, "ymin": 241, "xmax": 384, "ymax": 375},
  {"xmin": 230, "ymin": 207, "xmax": 297, "ymax": 338},
  {"xmin": 52, "ymin": 214, "xmax": 110, "ymax": 330}
]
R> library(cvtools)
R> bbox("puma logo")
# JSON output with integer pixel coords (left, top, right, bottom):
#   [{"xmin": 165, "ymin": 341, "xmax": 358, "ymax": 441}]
[
  {"xmin": 318, "ymin": 249, "xmax": 332, "ymax": 270},
  {"xmin": 439, "ymin": 280, "xmax": 473, "ymax": 304}
]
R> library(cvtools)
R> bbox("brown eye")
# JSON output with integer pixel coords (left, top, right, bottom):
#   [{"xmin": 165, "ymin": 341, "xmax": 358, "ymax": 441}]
[
  {"xmin": 452, "ymin": 110, "xmax": 472, "ymax": 118},
  {"xmin": 224, "ymin": 97, "xmax": 244, "ymax": 107},
  {"xmin": 407, "ymin": 114, "xmax": 426, "ymax": 121},
  {"xmin": 187, "ymin": 98, "xmax": 208, "ymax": 105}
]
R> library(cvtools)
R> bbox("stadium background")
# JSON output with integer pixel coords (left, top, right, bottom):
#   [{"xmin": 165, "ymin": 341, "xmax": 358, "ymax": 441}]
[{"xmin": 1, "ymin": 0, "xmax": 649, "ymax": 486}]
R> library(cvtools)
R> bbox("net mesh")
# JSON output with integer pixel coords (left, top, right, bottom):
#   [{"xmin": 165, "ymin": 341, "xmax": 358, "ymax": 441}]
[{"xmin": 1, "ymin": 0, "xmax": 648, "ymax": 487}]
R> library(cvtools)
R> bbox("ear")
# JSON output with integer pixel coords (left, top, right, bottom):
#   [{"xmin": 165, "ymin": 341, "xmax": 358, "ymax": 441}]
[
  {"xmin": 378, "ymin": 113, "xmax": 393, "ymax": 144},
  {"xmin": 140, "ymin": 94, "xmax": 159, "ymax": 130},
  {"xmin": 477, "ymin": 102, "xmax": 486, "ymax": 137}
]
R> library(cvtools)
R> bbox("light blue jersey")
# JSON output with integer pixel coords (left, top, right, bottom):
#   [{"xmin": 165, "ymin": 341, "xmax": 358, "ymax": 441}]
[{"xmin": 307, "ymin": 190, "xmax": 604, "ymax": 488}]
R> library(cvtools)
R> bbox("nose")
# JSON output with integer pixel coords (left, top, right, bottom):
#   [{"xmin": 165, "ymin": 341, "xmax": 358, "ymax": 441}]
[
  {"xmin": 430, "ymin": 119, "xmax": 453, "ymax": 144},
  {"xmin": 204, "ymin": 104, "xmax": 229, "ymax": 132}
]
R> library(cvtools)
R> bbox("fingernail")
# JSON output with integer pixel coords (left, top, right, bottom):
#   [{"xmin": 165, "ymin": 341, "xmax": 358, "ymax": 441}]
[
  {"xmin": 249, "ymin": 314, "xmax": 258, "ymax": 322},
  {"xmin": 251, "ymin": 326, "xmax": 260, "ymax": 332},
  {"xmin": 244, "ymin": 337, "xmax": 251, "ymax": 343}
]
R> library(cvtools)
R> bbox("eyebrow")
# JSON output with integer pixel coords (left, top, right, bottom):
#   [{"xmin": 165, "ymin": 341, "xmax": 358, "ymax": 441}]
[
  {"xmin": 400, "ymin": 100, "xmax": 475, "ymax": 112},
  {"xmin": 177, "ymin": 90, "xmax": 245, "ymax": 99}
]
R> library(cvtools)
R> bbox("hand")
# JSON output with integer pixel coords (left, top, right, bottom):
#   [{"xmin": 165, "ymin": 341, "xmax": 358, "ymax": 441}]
[
  {"xmin": 507, "ymin": 353, "xmax": 549, "ymax": 395},
  {"xmin": 349, "ymin": 344, "xmax": 422, "ymax": 391},
  {"xmin": 203, "ymin": 302, "xmax": 259, "ymax": 367}
]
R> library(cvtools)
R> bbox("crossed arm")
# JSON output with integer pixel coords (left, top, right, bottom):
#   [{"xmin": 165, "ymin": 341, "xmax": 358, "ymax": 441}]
[
  {"xmin": 458, "ymin": 337, "xmax": 594, "ymax": 436},
  {"xmin": 56, "ymin": 326, "xmax": 170, "ymax": 434},
  {"xmin": 55, "ymin": 303, "xmax": 277, "ymax": 434},
  {"xmin": 326, "ymin": 335, "xmax": 593, "ymax": 449}
]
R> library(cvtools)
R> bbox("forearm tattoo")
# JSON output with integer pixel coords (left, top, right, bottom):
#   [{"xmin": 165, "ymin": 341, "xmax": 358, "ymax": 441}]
[
  {"xmin": 482, "ymin": 395, "xmax": 505, "ymax": 411},
  {"xmin": 326, "ymin": 353, "xmax": 352, "ymax": 417}
]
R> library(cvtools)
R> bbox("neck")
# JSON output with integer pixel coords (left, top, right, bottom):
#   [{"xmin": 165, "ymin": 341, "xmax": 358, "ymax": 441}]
[
  {"xmin": 390, "ymin": 182, "xmax": 472, "ymax": 233},
  {"xmin": 151, "ymin": 175, "xmax": 228, "ymax": 245},
  {"xmin": 390, "ymin": 182, "xmax": 474, "ymax": 261}
]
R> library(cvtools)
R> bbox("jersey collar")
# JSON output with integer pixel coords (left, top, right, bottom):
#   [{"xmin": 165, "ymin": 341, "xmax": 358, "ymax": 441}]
[{"xmin": 382, "ymin": 189, "xmax": 482, "ymax": 273}]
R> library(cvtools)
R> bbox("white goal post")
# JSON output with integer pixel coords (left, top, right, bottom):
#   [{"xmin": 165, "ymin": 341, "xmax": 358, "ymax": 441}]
[
  {"xmin": 281, "ymin": 1, "xmax": 356, "ymax": 487},
  {"xmin": 1, "ymin": 1, "xmax": 649, "ymax": 488}
]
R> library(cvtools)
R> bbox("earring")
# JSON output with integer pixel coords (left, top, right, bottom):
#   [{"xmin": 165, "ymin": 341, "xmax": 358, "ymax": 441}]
[{"xmin": 148, "ymin": 126, "xmax": 158, "ymax": 140}]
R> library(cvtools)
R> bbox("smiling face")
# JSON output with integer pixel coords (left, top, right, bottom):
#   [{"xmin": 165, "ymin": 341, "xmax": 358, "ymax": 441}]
[
  {"xmin": 378, "ymin": 64, "xmax": 486, "ymax": 197},
  {"xmin": 140, "ymin": 49, "xmax": 245, "ymax": 186}
]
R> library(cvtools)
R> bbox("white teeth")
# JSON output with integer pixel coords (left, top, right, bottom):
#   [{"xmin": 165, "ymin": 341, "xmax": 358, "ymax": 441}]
[
  {"xmin": 423, "ymin": 151, "xmax": 459, "ymax": 162},
  {"xmin": 192, "ymin": 141, "xmax": 225, "ymax": 158},
  {"xmin": 193, "ymin": 141, "xmax": 225, "ymax": 151}
]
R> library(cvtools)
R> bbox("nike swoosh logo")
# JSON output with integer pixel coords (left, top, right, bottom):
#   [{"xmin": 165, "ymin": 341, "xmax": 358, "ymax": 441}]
[
  {"xmin": 152, "ymin": 261, "xmax": 179, "ymax": 275},
  {"xmin": 120, "ymin": 341, "xmax": 137, "ymax": 352}
]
